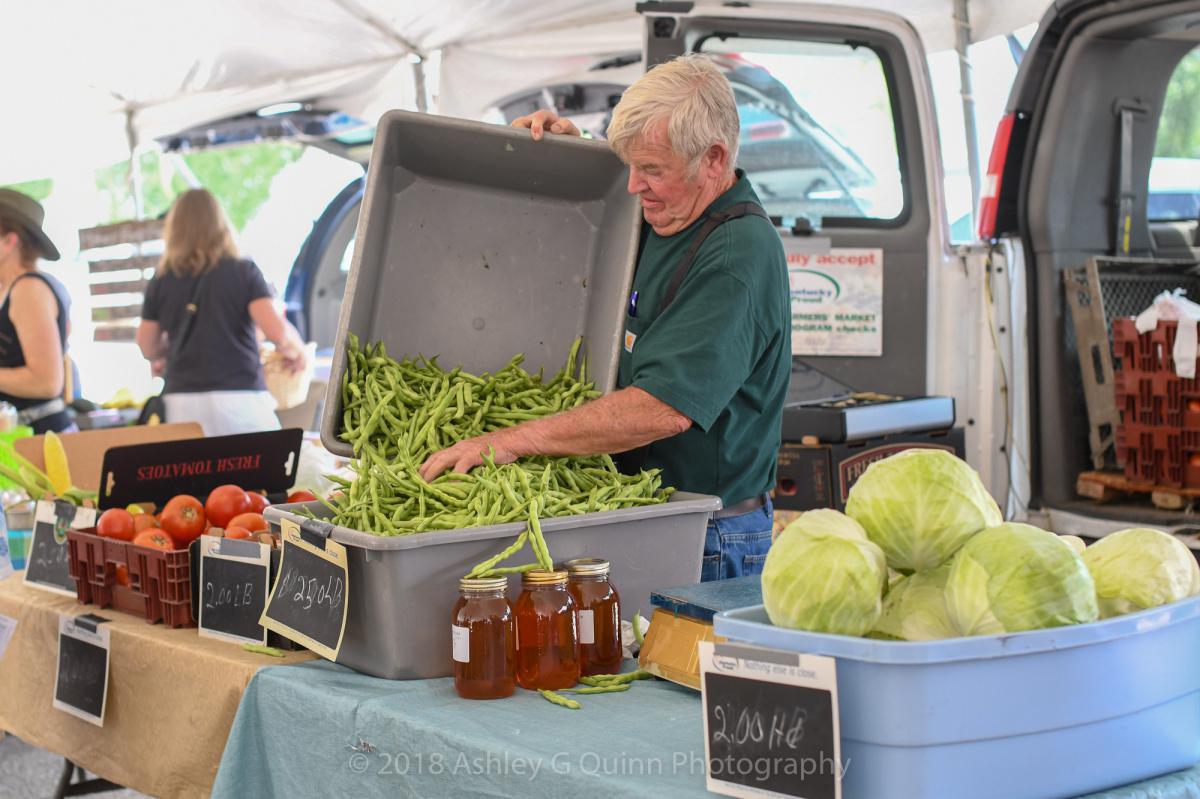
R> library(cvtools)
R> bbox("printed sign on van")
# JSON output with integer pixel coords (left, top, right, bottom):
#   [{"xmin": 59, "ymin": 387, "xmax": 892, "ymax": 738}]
[{"xmin": 787, "ymin": 248, "xmax": 883, "ymax": 357}]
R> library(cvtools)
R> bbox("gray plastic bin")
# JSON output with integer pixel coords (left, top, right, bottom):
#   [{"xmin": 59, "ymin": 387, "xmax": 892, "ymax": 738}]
[
  {"xmin": 264, "ymin": 492, "xmax": 720, "ymax": 680},
  {"xmin": 321, "ymin": 109, "xmax": 640, "ymax": 457}
]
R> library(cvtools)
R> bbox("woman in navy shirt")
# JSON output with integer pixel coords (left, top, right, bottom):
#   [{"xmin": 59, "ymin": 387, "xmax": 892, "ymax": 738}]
[{"xmin": 136, "ymin": 189, "xmax": 306, "ymax": 436}]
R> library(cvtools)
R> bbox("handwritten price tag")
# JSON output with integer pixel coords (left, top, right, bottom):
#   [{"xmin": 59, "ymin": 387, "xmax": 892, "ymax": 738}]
[
  {"xmin": 260, "ymin": 518, "xmax": 348, "ymax": 661},
  {"xmin": 699, "ymin": 641, "xmax": 843, "ymax": 799}
]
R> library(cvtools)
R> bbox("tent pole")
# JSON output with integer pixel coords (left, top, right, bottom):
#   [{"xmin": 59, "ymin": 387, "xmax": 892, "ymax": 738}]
[
  {"xmin": 953, "ymin": 0, "xmax": 982, "ymax": 223},
  {"xmin": 412, "ymin": 57, "xmax": 428, "ymax": 113},
  {"xmin": 124, "ymin": 108, "xmax": 145, "ymax": 221}
]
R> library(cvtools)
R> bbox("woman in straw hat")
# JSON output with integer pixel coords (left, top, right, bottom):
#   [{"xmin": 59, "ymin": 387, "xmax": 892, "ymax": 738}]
[
  {"xmin": 136, "ymin": 188, "xmax": 306, "ymax": 436},
  {"xmin": 0, "ymin": 189, "xmax": 74, "ymax": 433}
]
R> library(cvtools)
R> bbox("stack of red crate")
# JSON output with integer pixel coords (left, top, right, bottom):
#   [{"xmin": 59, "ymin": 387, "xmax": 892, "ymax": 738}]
[{"xmin": 1113, "ymin": 317, "xmax": 1200, "ymax": 487}]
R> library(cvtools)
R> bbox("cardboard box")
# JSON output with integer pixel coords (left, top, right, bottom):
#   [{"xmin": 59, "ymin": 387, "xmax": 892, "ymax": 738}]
[
  {"xmin": 773, "ymin": 428, "xmax": 966, "ymax": 511},
  {"xmin": 638, "ymin": 576, "xmax": 762, "ymax": 690},
  {"xmin": 15, "ymin": 423, "xmax": 204, "ymax": 494}
]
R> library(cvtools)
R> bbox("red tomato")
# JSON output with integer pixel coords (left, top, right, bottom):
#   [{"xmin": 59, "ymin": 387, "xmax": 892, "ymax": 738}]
[
  {"xmin": 132, "ymin": 513, "xmax": 159, "ymax": 533},
  {"xmin": 287, "ymin": 490, "xmax": 318, "ymax": 504},
  {"xmin": 160, "ymin": 495, "xmax": 206, "ymax": 546},
  {"xmin": 115, "ymin": 563, "xmax": 130, "ymax": 587},
  {"xmin": 228, "ymin": 512, "xmax": 268, "ymax": 533},
  {"xmin": 97, "ymin": 508, "xmax": 135, "ymax": 541},
  {"xmin": 205, "ymin": 485, "xmax": 250, "ymax": 528},
  {"xmin": 246, "ymin": 491, "xmax": 270, "ymax": 513},
  {"xmin": 223, "ymin": 526, "xmax": 253, "ymax": 540},
  {"xmin": 133, "ymin": 528, "xmax": 177, "ymax": 551}
]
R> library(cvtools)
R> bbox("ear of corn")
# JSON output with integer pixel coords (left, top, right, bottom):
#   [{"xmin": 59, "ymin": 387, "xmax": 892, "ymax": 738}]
[{"xmin": 43, "ymin": 431, "xmax": 72, "ymax": 496}]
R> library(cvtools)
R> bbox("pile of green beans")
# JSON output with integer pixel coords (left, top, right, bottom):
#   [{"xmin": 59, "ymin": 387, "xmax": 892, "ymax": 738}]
[{"xmin": 324, "ymin": 335, "xmax": 672, "ymax": 536}]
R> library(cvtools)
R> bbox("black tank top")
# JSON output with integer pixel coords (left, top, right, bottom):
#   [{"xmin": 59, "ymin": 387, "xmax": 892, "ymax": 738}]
[{"xmin": 0, "ymin": 271, "xmax": 67, "ymax": 411}]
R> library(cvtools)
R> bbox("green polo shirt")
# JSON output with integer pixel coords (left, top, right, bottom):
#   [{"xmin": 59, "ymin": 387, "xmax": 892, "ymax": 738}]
[{"xmin": 617, "ymin": 171, "xmax": 791, "ymax": 507}]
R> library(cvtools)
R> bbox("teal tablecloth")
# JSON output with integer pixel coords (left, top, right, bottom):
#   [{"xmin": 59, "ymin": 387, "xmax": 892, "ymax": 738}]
[{"xmin": 213, "ymin": 660, "xmax": 1200, "ymax": 798}]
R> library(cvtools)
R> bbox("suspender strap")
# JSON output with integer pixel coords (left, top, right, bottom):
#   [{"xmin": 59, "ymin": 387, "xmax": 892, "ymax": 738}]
[{"xmin": 657, "ymin": 201, "xmax": 770, "ymax": 315}]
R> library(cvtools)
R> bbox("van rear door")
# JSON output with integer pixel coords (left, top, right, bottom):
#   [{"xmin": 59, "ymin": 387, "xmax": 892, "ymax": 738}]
[
  {"xmin": 984, "ymin": 0, "xmax": 1200, "ymax": 533},
  {"xmin": 640, "ymin": 1, "xmax": 947, "ymax": 399}
]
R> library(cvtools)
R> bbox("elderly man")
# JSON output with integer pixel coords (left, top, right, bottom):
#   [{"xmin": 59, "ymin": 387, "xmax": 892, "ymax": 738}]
[{"xmin": 420, "ymin": 54, "xmax": 791, "ymax": 580}]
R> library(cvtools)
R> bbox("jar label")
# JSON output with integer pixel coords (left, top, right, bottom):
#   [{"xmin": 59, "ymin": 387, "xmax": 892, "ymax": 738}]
[
  {"xmin": 578, "ymin": 609, "xmax": 595, "ymax": 645},
  {"xmin": 452, "ymin": 625, "xmax": 470, "ymax": 663}
]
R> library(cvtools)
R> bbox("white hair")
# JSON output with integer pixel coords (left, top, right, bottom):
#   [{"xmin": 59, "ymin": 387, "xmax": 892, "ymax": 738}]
[{"xmin": 607, "ymin": 53, "xmax": 740, "ymax": 176}]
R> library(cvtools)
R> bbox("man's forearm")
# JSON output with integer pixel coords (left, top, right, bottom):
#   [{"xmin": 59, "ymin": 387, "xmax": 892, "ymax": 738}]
[
  {"xmin": 418, "ymin": 386, "xmax": 693, "ymax": 480},
  {"xmin": 500, "ymin": 386, "xmax": 690, "ymax": 458}
]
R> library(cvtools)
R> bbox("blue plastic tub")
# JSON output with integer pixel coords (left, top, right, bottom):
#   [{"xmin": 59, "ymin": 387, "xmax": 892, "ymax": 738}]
[{"xmin": 713, "ymin": 599, "xmax": 1200, "ymax": 799}]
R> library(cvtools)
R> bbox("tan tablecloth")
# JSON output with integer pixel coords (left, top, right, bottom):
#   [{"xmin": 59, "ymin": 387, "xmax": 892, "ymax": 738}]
[{"xmin": 0, "ymin": 572, "xmax": 315, "ymax": 798}]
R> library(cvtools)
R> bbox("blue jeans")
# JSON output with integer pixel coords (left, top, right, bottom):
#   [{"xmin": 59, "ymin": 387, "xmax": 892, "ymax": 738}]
[{"xmin": 701, "ymin": 496, "xmax": 774, "ymax": 582}]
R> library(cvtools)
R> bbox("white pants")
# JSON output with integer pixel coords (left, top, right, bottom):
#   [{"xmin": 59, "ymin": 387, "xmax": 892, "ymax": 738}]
[{"xmin": 163, "ymin": 390, "xmax": 281, "ymax": 437}]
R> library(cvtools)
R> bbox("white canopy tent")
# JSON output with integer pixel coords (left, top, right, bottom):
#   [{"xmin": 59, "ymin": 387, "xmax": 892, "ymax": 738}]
[{"xmin": 4, "ymin": 0, "xmax": 1052, "ymax": 186}]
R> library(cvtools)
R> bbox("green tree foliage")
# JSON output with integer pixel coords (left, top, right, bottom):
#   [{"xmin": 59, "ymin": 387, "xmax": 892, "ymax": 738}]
[
  {"xmin": 1157, "ymin": 49, "xmax": 1200, "ymax": 157},
  {"xmin": 94, "ymin": 142, "xmax": 304, "ymax": 230},
  {"xmin": 0, "ymin": 179, "xmax": 53, "ymax": 202}
]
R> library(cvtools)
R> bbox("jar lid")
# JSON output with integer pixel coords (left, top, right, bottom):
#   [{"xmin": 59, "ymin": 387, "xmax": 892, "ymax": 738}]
[
  {"xmin": 522, "ymin": 569, "xmax": 568, "ymax": 586},
  {"xmin": 459, "ymin": 576, "xmax": 507, "ymax": 592},
  {"xmin": 564, "ymin": 557, "xmax": 610, "ymax": 576}
]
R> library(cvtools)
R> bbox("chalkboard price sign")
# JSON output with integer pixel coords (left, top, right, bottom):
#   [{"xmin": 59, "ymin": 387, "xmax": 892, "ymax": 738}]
[
  {"xmin": 54, "ymin": 613, "xmax": 111, "ymax": 727},
  {"xmin": 26, "ymin": 500, "xmax": 96, "ymax": 596},
  {"xmin": 699, "ymin": 641, "xmax": 843, "ymax": 799},
  {"xmin": 260, "ymin": 518, "xmax": 348, "ymax": 661},
  {"xmin": 198, "ymin": 535, "xmax": 271, "ymax": 644}
]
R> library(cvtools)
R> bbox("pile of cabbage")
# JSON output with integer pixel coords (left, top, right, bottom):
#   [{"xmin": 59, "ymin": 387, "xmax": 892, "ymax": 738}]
[{"xmin": 761, "ymin": 450, "xmax": 1200, "ymax": 639}]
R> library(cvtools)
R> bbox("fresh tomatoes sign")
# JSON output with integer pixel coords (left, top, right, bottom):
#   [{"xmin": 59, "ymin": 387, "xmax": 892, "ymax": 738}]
[{"xmin": 98, "ymin": 429, "xmax": 303, "ymax": 512}]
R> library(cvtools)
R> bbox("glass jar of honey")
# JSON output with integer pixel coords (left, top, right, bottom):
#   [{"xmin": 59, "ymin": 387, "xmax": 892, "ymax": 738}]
[
  {"xmin": 565, "ymin": 558, "xmax": 622, "ymax": 676},
  {"xmin": 451, "ymin": 576, "xmax": 516, "ymax": 699},
  {"xmin": 515, "ymin": 569, "xmax": 580, "ymax": 690}
]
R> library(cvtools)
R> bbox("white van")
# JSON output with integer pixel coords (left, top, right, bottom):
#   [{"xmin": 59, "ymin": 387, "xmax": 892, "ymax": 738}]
[{"xmin": 280, "ymin": 0, "xmax": 1200, "ymax": 535}]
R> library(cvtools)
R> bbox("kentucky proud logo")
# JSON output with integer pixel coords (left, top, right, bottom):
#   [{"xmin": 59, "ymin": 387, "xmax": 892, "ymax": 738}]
[{"xmin": 788, "ymin": 269, "xmax": 841, "ymax": 303}]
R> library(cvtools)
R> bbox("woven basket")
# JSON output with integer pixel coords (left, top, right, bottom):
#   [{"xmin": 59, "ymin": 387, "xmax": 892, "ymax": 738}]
[{"xmin": 262, "ymin": 342, "xmax": 317, "ymax": 410}]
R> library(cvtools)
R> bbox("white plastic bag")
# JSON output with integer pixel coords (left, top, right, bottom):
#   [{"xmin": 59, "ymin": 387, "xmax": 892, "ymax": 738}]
[{"xmin": 1135, "ymin": 289, "xmax": 1200, "ymax": 379}]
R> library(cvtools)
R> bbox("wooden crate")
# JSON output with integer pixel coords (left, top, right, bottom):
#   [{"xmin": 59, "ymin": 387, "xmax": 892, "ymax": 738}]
[
  {"xmin": 1076, "ymin": 470, "xmax": 1200, "ymax": 511},
  {"xmin": 77, "ymin": 219, "xmax": 164, "ymax": 342}
]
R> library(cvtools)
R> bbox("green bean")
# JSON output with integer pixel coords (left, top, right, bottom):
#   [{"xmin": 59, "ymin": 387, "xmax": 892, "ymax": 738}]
[
  {"xmin": 527, "ymin": 505, "xmax": 553, "ymax": 571},
  {"xmin": 242, "ymin": 643, "xmax": 286, "ymax": 658},
  {"xmin": 633, "ymin": 613, "xmax": 646, "ymax": 646},
  {"xmin": 466, "ymin": 531, "xmax": 529, "ymax": 578},
  {"xmin": 561, "ymin": 684, "xmax": 631, "ymax": 694},
  {"xmin": 479, "ymin": 562, "xmax": 540, "ymax": 576},
  {"xmin": 538, "ymin": 689, "xmax": 581, "ymax": 710},
  {"xmin": 579, "ymin": 669, "xmax": 654, "ymax": 687}
]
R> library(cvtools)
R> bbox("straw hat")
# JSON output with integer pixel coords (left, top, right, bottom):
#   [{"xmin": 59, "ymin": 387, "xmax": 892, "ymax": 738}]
[{"xmin": 0, "ymin": 189, "xmax": 60, "ymax": 261}]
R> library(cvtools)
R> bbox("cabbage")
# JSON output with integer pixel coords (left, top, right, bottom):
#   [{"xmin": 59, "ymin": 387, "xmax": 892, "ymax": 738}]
[
  {"xmin": 945, "ymin": 522, "xmax": 1098, "ymax": 635},
  {"xmin": 1059, "ymin": 535, "xmax": 1087, "ymax": 555},
  {"xmin": 871, "ymin": 563, "xmax": 956, "ymax": 641},
  {"xmin": 778, "ymin": 508, "xmax": 872, "ymax": 542},
  {"xmin": 762, "ymin": 510, "xmax": 887, "ymax": 636},
  {"xmin": 1081, "ymin": 527, "xmax": 1200, "ymax": 618},
  {"xmin": 845, "ymin": 449, "xmax": 1002, "ymax": 573}
]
